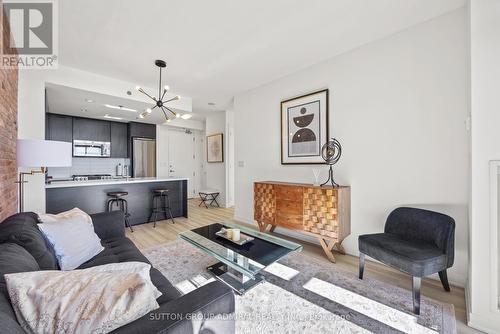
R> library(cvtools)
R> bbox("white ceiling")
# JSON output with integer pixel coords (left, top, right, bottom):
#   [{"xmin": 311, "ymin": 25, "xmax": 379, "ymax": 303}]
[
  {"xmin": 58, "ymin": 0, "xmax": 465, "ymax": 113},
  {"xmin": 45, "ymin": 83, "xmax": 204, "ymax": 124}
]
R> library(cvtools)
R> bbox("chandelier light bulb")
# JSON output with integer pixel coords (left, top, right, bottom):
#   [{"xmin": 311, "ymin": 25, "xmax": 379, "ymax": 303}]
[
  {"xmin": 176, "ymin": 113, "xmax": 181, "ymax": 118},
  {"xmin": 176, "ymin": 95, "xmax": 181, "ymax": 100},
  {"xmin": 164, "ymin": 85, "xmax": 170, "ymax": 91},
  {"xmin": 146, "ymin": 108, "xmax": 152, "ymax": 113},
  {"xmin": 135, "ymin": 85, "xmax": 141, "ymax": 91}
]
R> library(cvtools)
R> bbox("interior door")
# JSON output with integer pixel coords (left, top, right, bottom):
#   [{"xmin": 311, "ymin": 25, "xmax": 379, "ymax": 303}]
[{"xmin": 168, "ymin": 130, "xmax": 196, "ymax": 198}]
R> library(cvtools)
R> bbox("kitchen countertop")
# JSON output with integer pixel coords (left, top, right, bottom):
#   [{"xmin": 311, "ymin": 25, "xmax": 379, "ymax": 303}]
[{"xmin": 45, "ymin": 177, "xmax": 189, "ymax": 189}]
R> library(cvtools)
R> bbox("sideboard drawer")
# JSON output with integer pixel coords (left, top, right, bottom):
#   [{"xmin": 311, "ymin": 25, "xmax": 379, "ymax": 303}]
[
  {"xmin": 275, "ymin": 213, "xmax": 303, "ymax": 230},
  {"xmin": 275, "ymin": 198, "xmax": 302, "ymax": 214},
  {"xmin": 275, "ymin": 185, "xmax": 303, "ymax": 202}
]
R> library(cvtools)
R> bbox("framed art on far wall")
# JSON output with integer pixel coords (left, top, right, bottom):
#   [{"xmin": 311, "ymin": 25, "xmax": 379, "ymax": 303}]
[
  {"xmin": 281, "ymin": 89, "xmax": 329, "ymax": 164},
  {"xmin": 207, "ymin": 133, "xmax": 224, "ymax": 163}
]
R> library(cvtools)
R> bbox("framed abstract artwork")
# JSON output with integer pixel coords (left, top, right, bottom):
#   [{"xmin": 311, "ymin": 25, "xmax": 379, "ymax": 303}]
[
  {"xmin": 207, "ymin": 133, "xmax": 224, "ymax": 163},
  {"xmin": 281, "ymin": 89, "xmax": 329, "ymax": 164}
]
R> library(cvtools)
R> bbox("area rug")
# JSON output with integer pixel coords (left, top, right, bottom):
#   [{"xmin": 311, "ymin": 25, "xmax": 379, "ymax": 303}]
[{"xmin": 143, "ymin": 240, "xmax": 456, "ymax": 334}]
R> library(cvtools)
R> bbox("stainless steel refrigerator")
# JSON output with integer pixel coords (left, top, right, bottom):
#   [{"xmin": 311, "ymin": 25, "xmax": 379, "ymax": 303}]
[{"xmin": 132, "ymin": 138, "xmax": 156, "ymax": 177}]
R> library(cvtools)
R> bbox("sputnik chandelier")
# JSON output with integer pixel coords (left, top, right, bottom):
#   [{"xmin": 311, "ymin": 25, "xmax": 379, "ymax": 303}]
[{"xmin": 135, "ymin": 59, "xmax": 182, "ymax": 122}]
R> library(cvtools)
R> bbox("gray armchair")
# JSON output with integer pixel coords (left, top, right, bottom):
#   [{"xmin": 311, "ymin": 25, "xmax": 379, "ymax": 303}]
[{"xmin": 358, "ymin": 207, "xmax": 455, "ymax": 314}]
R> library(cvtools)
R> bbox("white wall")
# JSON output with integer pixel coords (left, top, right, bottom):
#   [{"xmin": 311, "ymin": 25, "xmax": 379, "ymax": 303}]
[
  {"xmin": 226, "ymin": 109, "xmax": 235, "ymax": 207},
  {"xmin": 18, "ymin": 65, "xmax": 192, "ymax": 213},
  {"xmin": 234, "ymin": 9, "xmax": 469, "ymax": 286},
  {"xmin": 468, "ymin": 0, "xmax": 500, "ymax": 332},
  {"xmin": 205, "ymin": 111, "xmax": 227, "ymax": 206}
]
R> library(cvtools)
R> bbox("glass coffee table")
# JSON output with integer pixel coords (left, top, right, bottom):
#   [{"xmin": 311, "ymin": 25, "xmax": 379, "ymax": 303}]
[{"xmin": 179, "ymin": 221, "xmax": 302, "ymax": 295}]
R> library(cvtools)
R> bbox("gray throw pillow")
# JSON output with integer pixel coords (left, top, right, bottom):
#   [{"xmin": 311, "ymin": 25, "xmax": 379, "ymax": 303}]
[{"xmin": 0, "ymin": 213, "xmax": 58, "ymax": 270}]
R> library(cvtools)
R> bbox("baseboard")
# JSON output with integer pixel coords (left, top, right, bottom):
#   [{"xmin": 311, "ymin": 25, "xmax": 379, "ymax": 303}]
[
  {"xmin": 467, "ymin": 311, "xmax": 500, "ymax": 333},
  {"xmin": 465, "ymin": 280, "xmax": 471, "ymax": 324}
]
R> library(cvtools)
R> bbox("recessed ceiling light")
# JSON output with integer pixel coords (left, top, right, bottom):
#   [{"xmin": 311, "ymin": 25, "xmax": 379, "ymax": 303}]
[
  {"xmin": 208, "ymin": 102, "xmax": 216, "ymax": 106},
  {"xmin": 85, "ymin": 98, "xmax": 94, "ymax": 103},
  {"xmin": 104, "ymin": 104, "xmax": 137, "ymax": 112},
  {"xmin": 181, "ymin": 114, "xmax": 192, "ymax": 120},
  {"xmin": 103, "ymin": 114, "xmax": 123, "ymax": 120}
]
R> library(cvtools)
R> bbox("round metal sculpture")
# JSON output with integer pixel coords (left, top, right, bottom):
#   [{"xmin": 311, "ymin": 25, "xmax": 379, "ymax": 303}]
[{"xmin": 320, "ymin": 138, "xmax": 342, "ymax": 187}]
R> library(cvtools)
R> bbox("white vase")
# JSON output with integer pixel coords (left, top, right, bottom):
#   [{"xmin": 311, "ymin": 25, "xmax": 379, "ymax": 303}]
[{"xmin": 312, "ymin": 169, "xmax": 321, "ymax": 186}]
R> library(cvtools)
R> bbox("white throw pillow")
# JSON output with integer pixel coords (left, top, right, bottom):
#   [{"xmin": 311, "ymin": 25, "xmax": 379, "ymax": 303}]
[
  {"xmin": 5, "ymin": 262, "xmax": 162, "ymax": 334},
  {"xmin": 38, "ymin": 208, "xmax": 104, "ymax": 270}
]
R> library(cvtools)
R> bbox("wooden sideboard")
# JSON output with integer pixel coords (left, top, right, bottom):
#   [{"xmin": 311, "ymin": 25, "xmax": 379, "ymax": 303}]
[{"xmin": 254, "ymin": 181, "xmax": 351, "ymax": 262}]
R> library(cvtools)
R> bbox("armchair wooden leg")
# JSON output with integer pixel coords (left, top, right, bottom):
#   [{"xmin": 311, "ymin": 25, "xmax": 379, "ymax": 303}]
[
  {"xmin": 358, "ymin": 253, "xmax": 365, "ymax": 279},
  {"xmin": 412, "ymin": 276, "xmax": 421, "ymax": 315},
  {"xmin": 438, "ymin": 270, "xmax": 451, "ymax": 292}
]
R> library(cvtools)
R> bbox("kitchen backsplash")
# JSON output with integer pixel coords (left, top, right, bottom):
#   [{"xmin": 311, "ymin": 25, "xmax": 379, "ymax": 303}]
[{"xmin": 48, "ymin": 157, "xmax": 131, "ymax": 178}]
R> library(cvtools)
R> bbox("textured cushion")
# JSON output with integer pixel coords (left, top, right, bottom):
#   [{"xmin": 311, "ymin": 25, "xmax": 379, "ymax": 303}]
[
  {"xmin": 0, "ymin": 241, "xmax": 43, "ymax": 334},
  {"xmin": 384, "ymin": 207, "xmax": 455, "ymax": 267},
  {"xmin": 0, "ymin": 244, "xmax": 40, "ymax": 281},
  {"xmin": 77, "ymin": 237, "xmax": 181, "ymax": 303},
  {"xmin": 113, "ymin": 281, "xmax": 235, "ymax": 334},
  {"xmin": 90, "ymin": 211, "xmax": 126, "ymax": 240},
  {"xmin": 5, "ymin": 262, "xmax": 161, "ymax": 334},
  {"xmin": 359, "ymin": 233, "xmax": 447, "ymax": 277},
  {"xmin": 0, "ymin": 293, "xmax": 24, "ymax": 334},
  {"xmin": 150, "ymin": 268, "xmax": 181, "ymax": 304},
  {"xmin": 0, "ymin": 212, "xmax": 57, "ymax": 270},
  {"xmin": 78, "ymin": 237, "xmax": 150, "ymax": 269},
  {"xmin": 38, "ymin": 208, "xmax": 105, "ymax": 270}
]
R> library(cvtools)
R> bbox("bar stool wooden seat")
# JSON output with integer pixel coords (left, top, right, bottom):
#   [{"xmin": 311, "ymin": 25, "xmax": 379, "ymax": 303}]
[
  {"xmin": 106, "ymin": 191, "xmax": 133, "ymax": 232},
  {"xmin": 148, "ymin": 189, "xmax": 175, "ymax": 227}
]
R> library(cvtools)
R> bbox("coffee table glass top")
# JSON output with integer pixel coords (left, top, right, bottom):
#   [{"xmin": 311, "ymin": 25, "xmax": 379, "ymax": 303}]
[{"xmin": 179, "ymin": 222, "xmax": 302, "ymax": 278}]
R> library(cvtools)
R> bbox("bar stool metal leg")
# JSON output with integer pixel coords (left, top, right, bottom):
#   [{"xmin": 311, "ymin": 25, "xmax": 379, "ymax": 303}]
[
  {"xmin": 165, "ymin": 194, "xmax": 175, "ymax": 224},
  {"xmin": 122, "ymin": 199, "xmax": 133, "ymax": 233},
  {"xmin": 151, "ymin": 195, "xmax": 159, "ymax": 228}
]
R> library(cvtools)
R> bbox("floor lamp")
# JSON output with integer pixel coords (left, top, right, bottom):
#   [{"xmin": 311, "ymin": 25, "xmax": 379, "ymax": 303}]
[{"xmin": 16, "ymin": 139, "xmax": 72, "ymax": 212}]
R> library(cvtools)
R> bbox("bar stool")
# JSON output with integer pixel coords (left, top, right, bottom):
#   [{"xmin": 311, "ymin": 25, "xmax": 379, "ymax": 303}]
[
  {"xmin": 106, "ymin": 191, "xmax": 133, "ymax": 232},
  {"xmin": 148, "ymin": 189, "xmax": 175, "ymax": 227}
]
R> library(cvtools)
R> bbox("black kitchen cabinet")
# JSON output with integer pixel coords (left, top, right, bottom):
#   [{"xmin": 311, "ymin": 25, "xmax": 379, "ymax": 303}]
[
  {"xmin": 73, "ymin": 117, "xmax": 111, "ymax": 142},
  {"xmin": 128, "ymin": 122, "xmax": 156, "ymax": 139},
  {"xmin": 46, "ymin": 114, "xmax": 73, "ymax": 142},
  {"xmin": 110, "ymin": 122, "xmax": 128, "ymax": 158}
]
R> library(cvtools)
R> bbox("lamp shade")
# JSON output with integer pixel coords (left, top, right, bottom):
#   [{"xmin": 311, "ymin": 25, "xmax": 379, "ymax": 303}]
[{"xmin": 17, "ymin": 139, "xmax": 72, "ymax": 167}]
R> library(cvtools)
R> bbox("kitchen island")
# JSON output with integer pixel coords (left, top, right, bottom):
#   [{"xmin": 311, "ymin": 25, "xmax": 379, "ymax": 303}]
[{"xmin": 46, "ymin": 177, "xmax": 188, "ymax": 225}]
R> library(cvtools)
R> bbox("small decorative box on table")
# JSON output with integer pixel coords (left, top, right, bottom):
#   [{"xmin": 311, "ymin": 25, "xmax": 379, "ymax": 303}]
[{"xmin": 254, "ymin": 181, "xmax": 351, "ymax": 263}]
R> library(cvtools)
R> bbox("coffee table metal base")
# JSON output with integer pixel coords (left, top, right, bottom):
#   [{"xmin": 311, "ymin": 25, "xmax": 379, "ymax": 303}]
[{"xmin": 207, "ymin": 262, "xmax": 265, "ymax": 295}]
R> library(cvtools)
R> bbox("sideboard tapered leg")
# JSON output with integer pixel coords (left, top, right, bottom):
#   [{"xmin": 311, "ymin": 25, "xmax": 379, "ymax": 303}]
[{"xmin": 319, "ymin": 238, "xmax": 337, "ymax": 263}]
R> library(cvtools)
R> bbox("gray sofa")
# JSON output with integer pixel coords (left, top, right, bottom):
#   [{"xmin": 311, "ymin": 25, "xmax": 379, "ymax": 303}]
[
  {"xmin": 0, "ymin": 211, "xmax": 235, "ymax": 333},
  {"xmin": 358, "ymin": 207, "xmax": 455, "ymax": 315}
]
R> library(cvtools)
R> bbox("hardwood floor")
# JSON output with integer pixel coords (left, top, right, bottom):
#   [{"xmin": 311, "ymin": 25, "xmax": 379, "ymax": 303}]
[{"xmin": 127, "ymin": 199, "xmax": 477, "ymax": 333}]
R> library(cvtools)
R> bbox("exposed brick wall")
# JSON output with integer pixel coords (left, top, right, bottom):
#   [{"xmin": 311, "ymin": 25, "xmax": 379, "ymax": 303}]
[{"xmin": 0, "ymin": 6, "xmax": 18, "ymax": 221}]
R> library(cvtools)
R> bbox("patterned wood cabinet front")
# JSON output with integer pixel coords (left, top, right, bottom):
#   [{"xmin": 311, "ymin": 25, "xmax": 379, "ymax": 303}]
[
  {"xmin": 254, "ymin": 181, "xmax": 351, "ymax": 262},
  {"xmin": 254, "ymin": 182, "xmax": 276, "ymax": 226}
]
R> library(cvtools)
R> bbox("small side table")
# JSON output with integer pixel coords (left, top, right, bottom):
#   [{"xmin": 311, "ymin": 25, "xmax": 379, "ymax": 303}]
[{"xmin": 198, "ymin": 190, "xmax": 220, "ymax": 208}]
